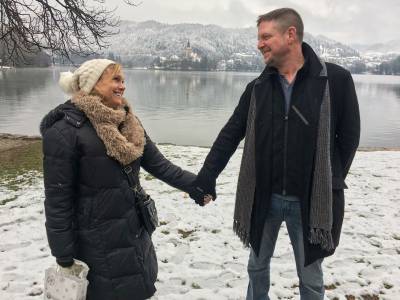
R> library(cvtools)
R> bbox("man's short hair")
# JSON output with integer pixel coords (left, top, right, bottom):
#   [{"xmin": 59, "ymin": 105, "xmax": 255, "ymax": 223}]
[{"xmin": 257, "ymin": 8, "xmax": 304, "ymax": 42}]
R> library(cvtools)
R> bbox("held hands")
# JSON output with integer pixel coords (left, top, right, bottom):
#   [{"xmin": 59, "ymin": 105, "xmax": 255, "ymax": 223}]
[
  {"xmin": 189, "ymin": 185, "xmax": 214, "ymax": 206},
  {"xmin": 203, "ymin": 194, "xmax": 213, "ymax": 205},
  {"xmin": 189, "ymin": 167, "xmax": 217, "ymax": 206}
]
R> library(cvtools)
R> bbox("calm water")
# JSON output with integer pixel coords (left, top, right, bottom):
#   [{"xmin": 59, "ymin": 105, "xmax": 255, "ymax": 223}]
[{"xmin": 0, "ymin": 68, "xmax": 399, "ymax": 147}]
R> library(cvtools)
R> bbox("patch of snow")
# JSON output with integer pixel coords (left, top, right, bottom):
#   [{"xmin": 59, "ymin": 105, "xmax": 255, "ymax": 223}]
[{"xmin": 0, "ymin": 147, "xmax": 399, "ymax": 299}]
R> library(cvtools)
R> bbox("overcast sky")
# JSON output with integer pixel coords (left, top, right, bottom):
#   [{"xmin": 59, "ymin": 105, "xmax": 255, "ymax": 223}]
[{"xmin": 105, "ymin": 0, "xmax": 399, "ymax": 45}]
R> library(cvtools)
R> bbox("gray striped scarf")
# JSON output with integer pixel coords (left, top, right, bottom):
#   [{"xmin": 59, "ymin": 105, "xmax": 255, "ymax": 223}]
[{"xmin": 233, "ymin": 59, "xmax": 334, "ymax": 251}]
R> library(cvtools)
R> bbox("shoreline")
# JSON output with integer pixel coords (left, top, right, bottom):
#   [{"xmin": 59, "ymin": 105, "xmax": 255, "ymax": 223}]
[
  {"xmin": 0, "ymin": 132, "xmax": 399, "ymax": 152},
  {"xmin": 2, "ymin": 66, "xmax": 400, "ymax": 77},
  {"xmin": 0, "ymin": 133, "xmax": 41, "ymax": 152}
]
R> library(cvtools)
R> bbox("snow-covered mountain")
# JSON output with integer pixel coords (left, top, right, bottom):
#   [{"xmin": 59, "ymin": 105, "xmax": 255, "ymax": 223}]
[
  {"xmin": 352, "ymin": 40, "xmax": 400, "ymax": 55},
  {"xmin": 107, "ymin": 20, "xmax": 258, "ymax": 61},
  {"xmin": 106, "ymin": 20, "xmax": 360, "ymax": 64},
  {"xmin": 103, "ymin": 20, "xmax": 397, "ymax": 73},
  {"xmin": 309, "ymin": 34, "xmax": 359, "ymax": 58}
]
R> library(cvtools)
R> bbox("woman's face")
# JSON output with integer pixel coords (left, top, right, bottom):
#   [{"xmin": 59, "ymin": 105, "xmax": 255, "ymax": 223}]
[{"xmin": 93, "ymin": 65, "xmax": 126, "ymax": 109}]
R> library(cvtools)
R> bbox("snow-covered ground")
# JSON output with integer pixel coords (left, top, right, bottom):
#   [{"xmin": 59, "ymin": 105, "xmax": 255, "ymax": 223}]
[{"xmin": 0, "ymin": 146, "xmax": 399, "ymax": 300}]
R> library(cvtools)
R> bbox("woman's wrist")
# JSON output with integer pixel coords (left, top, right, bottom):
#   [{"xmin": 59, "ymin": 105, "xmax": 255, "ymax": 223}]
[{"xmin": 56, "ymin": 257, "xmax": 74, "ymax": 268}]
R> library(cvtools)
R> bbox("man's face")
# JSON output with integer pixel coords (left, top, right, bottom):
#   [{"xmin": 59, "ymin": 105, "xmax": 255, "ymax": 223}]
[{"xmin": 257, "ymin": 20, "xmax": 290, "ymax": 67}]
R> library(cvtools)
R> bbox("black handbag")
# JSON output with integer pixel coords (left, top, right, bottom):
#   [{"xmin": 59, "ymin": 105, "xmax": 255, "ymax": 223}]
[{"xmin": 123, "ymin": 165, "xmax": 159, "ymax": 235}]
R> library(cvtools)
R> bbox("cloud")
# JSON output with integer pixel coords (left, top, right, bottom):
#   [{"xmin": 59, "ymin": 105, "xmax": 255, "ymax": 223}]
[
  {"xmin": 108, "ymin": 0, "xmax": 400, "ymax": 44},
  {"xmin": 111, "ymin": 0, "xmax": 255, "ymax": 27}
]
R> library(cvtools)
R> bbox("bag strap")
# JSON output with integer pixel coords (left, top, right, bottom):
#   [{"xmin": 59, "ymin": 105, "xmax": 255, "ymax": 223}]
[
  {"xmin": 122, "ymin": 165, "xmax": 137, "ymax": 188},
  {"xmin": 122, "ymin": 165, "xmax": 146, "ymax": 204}
]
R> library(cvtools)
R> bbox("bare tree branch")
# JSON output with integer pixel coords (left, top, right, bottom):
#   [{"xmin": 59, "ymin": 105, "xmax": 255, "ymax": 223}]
[{"xmin": 0, "ymin": 0, "xmax": 141, "ymax": 65}]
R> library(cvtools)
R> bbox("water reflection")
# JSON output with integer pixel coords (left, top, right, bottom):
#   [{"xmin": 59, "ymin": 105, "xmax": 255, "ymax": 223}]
[
  {"xmin": 122, "ymin": 70, "xmax": 255, "ymax": 146},
  {"xmin": 0, "ymin": 68, "xmax": 66, "ymax": 134},
  {"xmin": 351, "ymin": 75, "xmax": 400, "ymax": 148},
  {"xmin": 125, "ymin": 70, "xmax": 252, "ymax": 110},
  {"xmin": 0, "ymin": 69, "xmax": 399, "ymax": 147},
  {"xmin": 394, "ymin": 86, "xmax": 400, "ymax": 98},
  {"xmin": 0, "ymin": 68, "xmax": 54, "ymax": 99}
]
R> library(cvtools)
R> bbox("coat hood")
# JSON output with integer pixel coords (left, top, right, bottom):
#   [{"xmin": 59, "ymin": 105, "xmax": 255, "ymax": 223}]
[{"xmin": 40, "ymin": 100, "xmax": 87, "ymax": 136}]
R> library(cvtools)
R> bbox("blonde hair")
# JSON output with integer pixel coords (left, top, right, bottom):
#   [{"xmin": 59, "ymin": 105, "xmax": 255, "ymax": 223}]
[
  {"xmin": 90, "ymin": 63, "xmax": 123, "ymax": 97},
  {"xmin": 99, "ymin": 63, "xmax": 123, "ymax": 79},
  {"xmin": 108, "ymin": 63, "xmax": 122, "ymax": 76}
]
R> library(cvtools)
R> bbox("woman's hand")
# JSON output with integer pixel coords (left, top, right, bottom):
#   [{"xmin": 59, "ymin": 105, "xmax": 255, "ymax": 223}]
[
  {"xmin": 190, "ymin": 167, "xmax": 217, "ymax": 205},
  {"xmin": 58, "ymin": 259, "xmax": 89, "ymax": 278}
]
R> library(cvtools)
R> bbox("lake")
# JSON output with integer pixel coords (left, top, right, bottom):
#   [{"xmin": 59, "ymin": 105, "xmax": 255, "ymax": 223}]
[{"xmin": 0, "ymin": 68, "xmax": 399, "ymax": 147}]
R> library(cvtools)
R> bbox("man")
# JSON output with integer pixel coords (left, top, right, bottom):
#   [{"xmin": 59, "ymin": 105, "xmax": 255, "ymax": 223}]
[{"xmin": 190, "ymin": 8, "xmax": 360, "ymax": 300}]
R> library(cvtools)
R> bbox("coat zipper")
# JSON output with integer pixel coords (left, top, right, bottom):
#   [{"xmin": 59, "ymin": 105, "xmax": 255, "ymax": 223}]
[
  {"xmin": 283, "ymin": 114, "xmax": 289, "ymax": 196},
  {"xmin": 292, "ymin": 105, "xmax": 309, "ymax": 125}
]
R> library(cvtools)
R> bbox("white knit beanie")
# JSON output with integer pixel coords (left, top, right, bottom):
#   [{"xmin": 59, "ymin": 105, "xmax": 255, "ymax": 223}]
[{"xmin": 59, "ymin": 59, "xmax": 115, "ymax": 95}]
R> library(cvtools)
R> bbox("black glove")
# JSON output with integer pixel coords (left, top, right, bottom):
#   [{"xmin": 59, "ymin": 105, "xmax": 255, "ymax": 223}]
[
  {"xmin": 189, "ymin": 167, "xmax": 217, "ymax": 206},
  {"xmin": 189, "ymin": 185, "xmax": 208, "ymax": 206},
  {"xmin": 56, "ymin": 256, "xmax": 74, "ymax": 268}
]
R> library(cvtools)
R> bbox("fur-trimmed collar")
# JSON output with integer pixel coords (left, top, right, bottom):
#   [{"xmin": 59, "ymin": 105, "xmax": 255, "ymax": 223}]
[{"xmin": 72, "ymin": 92, "xmax": 146, "ymax": 165}]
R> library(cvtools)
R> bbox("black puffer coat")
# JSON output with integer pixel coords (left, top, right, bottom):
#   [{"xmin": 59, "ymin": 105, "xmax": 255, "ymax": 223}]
[{"xmin": 40, "ymin": 101, "xmax": 195, "ymax": 300}]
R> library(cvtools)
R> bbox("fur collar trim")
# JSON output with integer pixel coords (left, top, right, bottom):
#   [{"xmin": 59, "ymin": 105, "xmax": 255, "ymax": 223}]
[{"xmin": 72, "ymin": 92, "xmax": 145, "ymax": 165}]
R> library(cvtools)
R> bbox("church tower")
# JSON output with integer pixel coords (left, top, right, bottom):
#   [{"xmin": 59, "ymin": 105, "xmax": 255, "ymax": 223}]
[{"xmin": 185, "ymin": 40, "xmax": 192, "ymax": 59}]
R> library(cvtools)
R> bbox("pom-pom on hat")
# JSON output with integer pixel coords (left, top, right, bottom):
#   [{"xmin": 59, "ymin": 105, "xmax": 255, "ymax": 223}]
[{"xmin": 59, "ymin": 59, "xmax": 115, "ymax": 95}]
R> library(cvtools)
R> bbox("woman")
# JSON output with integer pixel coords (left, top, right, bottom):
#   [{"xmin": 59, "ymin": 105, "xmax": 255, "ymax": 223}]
[{"xmin": 40, "ymin": 59, "xmax": 210, "ymax": 299}]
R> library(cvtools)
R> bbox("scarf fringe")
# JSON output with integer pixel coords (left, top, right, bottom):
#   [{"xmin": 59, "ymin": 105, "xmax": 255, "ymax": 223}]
[
  {"xmin": 233, "ymin": 220, "xmax": 250, "ymax": 248},
  {"xmin": 309, "ymin": 228, "xmax": 334, "ymax": 251}
]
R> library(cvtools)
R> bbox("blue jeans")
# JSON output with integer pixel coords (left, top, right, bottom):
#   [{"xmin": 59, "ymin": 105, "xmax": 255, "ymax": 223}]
[{"xmin": 246, "ymin": 194, "xmax": 324, "ymax": 300}]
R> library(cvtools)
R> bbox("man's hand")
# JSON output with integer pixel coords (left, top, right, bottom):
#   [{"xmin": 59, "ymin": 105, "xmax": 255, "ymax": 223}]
[
  {"xmin": 189, "ymin": 186, "xmax": 209, "ymax": 206},
  {"xmin": 189, "ymin": 169, "xmax": 217, "ymax": 206}
]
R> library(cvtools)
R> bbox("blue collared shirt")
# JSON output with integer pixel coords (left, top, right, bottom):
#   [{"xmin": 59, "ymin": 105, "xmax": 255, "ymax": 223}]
[{"xmin": 279, "ymin": 74, "xmax": 297, "ymax": 115}]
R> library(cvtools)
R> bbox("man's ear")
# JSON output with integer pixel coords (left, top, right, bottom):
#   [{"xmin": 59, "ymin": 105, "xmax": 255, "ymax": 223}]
[{"xmin": 287, "ymin": 26, "xmax": 297, "ymax": 44}]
